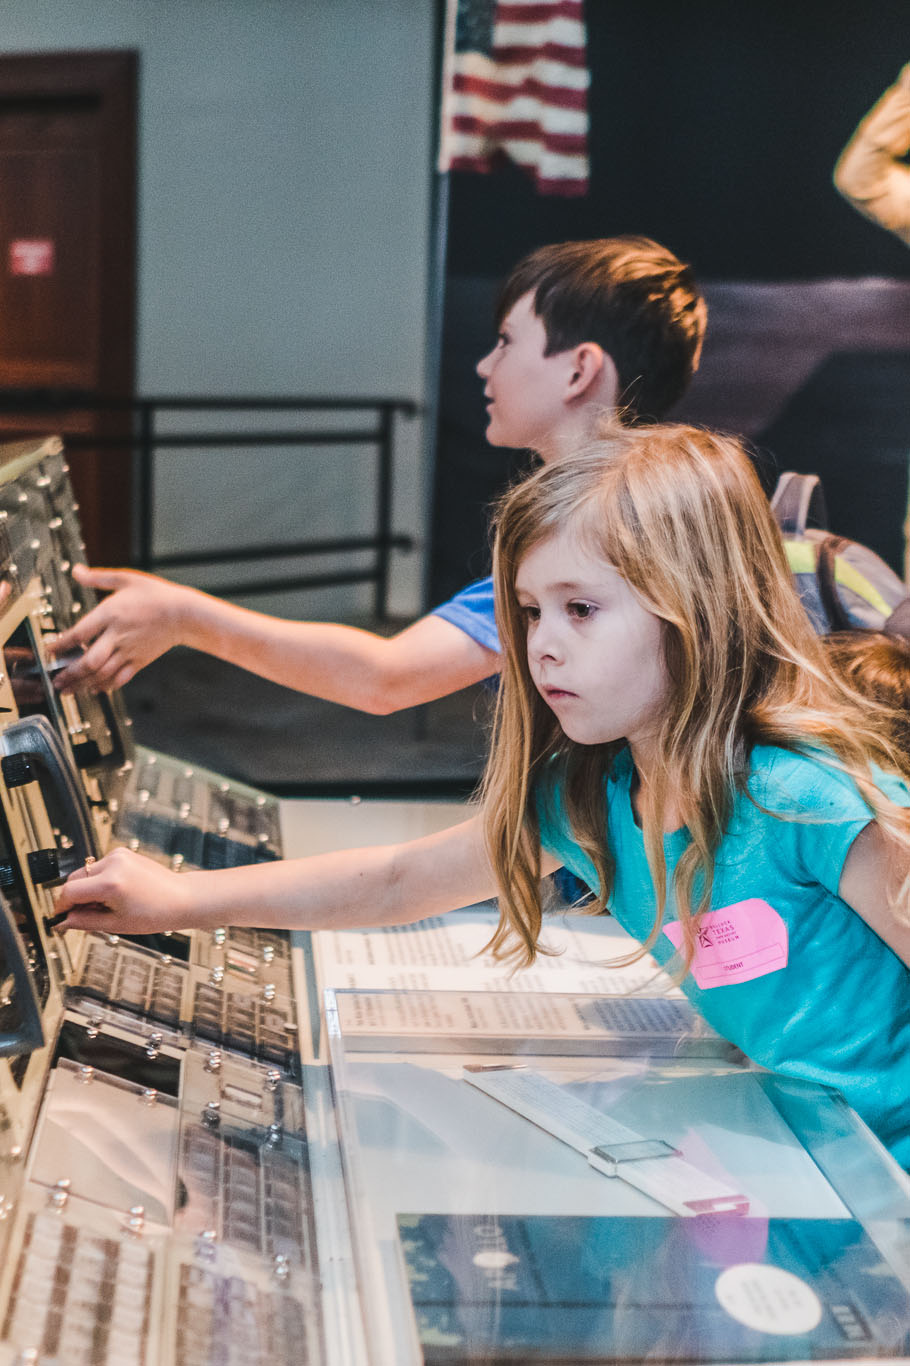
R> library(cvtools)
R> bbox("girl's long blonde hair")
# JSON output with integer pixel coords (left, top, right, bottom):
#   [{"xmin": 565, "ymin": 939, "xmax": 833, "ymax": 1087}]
[{"xmin": 482, "ymin": 423, "xmax": 910, "ymax": 969}]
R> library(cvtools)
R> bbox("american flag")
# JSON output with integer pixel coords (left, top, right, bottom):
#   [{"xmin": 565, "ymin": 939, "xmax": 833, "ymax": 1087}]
[{"xmin": 439, "ymin": 0, "xmax": 590, "ymax": 197}]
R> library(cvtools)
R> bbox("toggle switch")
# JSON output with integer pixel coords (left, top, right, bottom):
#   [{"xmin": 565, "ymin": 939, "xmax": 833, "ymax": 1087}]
[
  {"xmin": 27, "ymin": 848, "xmax": 60, "ymax": 886},
  {"xmin": 1, "ymin": 753, "xmax": 34, "ymax": 787}
]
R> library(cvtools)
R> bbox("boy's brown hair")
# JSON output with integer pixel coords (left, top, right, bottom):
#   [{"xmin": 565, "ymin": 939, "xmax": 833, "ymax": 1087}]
[{"xmin": 496, "ymin": 235, "xmax": 706, "ymax": 423}]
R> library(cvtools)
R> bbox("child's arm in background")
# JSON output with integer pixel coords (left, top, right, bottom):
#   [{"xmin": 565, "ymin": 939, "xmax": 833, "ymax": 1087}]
[
  {"xmin": 48, "ymin": 566, "xmax": 497, "ymax": 712},
  {"xmin": 838, "ymin": 819, "xmax": 910, "ymax": 966}
]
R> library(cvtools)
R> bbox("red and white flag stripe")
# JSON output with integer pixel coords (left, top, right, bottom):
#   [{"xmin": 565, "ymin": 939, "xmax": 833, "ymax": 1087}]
[{"xmin": 439, "ymin": 0, "xmax": 590, "ymax": 197}]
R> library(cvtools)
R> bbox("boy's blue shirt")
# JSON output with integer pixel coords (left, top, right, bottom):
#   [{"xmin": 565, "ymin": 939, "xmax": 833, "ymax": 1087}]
[
  {"xmin": 431, "ymin": 575, "xmax": 500, "ymax": 653},
  {"xmin": 537, "ymin": 744, "xmax": 910, "ymax": 1167}
]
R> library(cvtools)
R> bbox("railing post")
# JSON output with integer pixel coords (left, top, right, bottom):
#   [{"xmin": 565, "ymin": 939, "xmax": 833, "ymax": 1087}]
[
  {"xmin": 136, "ymin": 401, "xmax": 155, "ymax": 571},
  {"xmin": 374, "ymin": 403, "xmax": 394, "ymax": 620}
]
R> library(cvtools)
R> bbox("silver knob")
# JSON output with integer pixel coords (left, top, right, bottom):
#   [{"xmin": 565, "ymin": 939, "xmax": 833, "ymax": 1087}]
[
  {"xmin": 209, "ymin": 965, "xmax": 224, "ymax": 986},
  {"xmin": 205, "ymin": 1049, "xmax": 223, "ymax": 1074},
  {"xmin": 170, "ymin": 853, "xmax": 185, "ymax": 872},
  {"xmin": 262, "ymin": 983, "xmax": 276, "ymax": 1003},
  {"xmin": 267, "ymin": 1122, "xmax": 282, "ymax": 1145},
  {"xmin": 265, "ymin": 1068, "xmax": 281, "ymax": 1093},
  {"xmin": 49, "ymin": 1179, "xmax": 71, "ymax": 1210},
  {"xmin": 261, "ymin": 944, "xmax": 275, "ymax": 964},
  {"xmin": 78, "ymin": 1065, "xmax": 94, "ymax": 1084},
  {"xmin": 212, "ymin": 927, "xmax": 227, "ymax": 946},
  {"xmin": 125, "ymin": 1204, "xmax": 145, "ymax": 1235},
  {"xmin": 146, "ymin": 1032, "xmax": 163, "ymax": 1060},
  {"xmin": 202, "ymin": 1100, "xmax": 221, "ymax": 1127},
  {"xmin": 140, "ymin": 1088, "xmax": 158, "ymax": 1106},
  {"xmin": 197, "ymin": 1229, "xmax": 217, "ymax": 1259},
  {"xmin": 273, "ymin": 1254, "xmax": 290, "ymax": 1281}
]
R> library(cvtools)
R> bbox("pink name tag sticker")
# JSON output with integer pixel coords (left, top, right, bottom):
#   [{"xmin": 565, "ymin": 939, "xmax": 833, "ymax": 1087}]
[{"xmin": 663, "ymin": 900, "xmax": 788, "ymax": 989}]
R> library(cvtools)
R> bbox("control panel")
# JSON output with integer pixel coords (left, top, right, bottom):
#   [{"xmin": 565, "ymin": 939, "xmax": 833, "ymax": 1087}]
[{"xmin": 0, "ymin": 437, "xmax": 327, "ymax": 1365}]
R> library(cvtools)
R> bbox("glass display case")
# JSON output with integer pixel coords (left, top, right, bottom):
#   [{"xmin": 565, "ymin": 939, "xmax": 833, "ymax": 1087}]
[{"xmin": 326, "ymin": 987, "xmax": 910, "ymax": 1366}]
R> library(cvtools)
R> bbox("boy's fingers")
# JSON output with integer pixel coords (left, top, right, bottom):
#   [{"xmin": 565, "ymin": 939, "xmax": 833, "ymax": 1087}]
[
  {"xmin": 71, "ymin": 564, "xmax": 135, "ymax": 592},
  {"xmin": 48, "ymin": 614, "xmax": 98, "ymax": 655},
  {"xmin": 51, "ymin": 627, "xmax": 117, "ymax": 685}
]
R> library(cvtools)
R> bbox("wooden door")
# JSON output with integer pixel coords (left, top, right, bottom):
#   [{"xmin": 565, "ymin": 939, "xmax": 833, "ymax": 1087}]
[{"xmin": 0, "ymin": 51, "xmax": 137, "ymax": 564}]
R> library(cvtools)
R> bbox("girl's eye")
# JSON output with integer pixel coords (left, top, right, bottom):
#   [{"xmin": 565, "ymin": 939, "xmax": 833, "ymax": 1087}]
[
  {"xmin": 520, "ymin": 604, "xmax": 540, "ymax": 624},
  {"xmin": 568, "ymin": 600, "xmax": 596, "ymax": 620}
]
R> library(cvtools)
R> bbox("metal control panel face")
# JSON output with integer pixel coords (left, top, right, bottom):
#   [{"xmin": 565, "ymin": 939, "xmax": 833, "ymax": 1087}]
[
  {"xmin": 68, "ymin": 938, "xmax": 299, "ymax": 1076},
  {"xmin": 0, "ymin": 437, "xmax": 285, "ymax": 877},
  {"xmin": 0, "ymin": 441, "xmax": 132, "ymax": 796},
  {"xmin": 117, "ymin": 750, "xmax": 282, "ymax": 874},
  {"xmin": 0, "ymin": 439, "xmax": 329, "ymax": 1364}
]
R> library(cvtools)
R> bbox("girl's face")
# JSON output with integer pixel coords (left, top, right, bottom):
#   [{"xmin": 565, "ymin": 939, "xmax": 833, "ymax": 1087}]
[{"xmin": 515, "ymin": 532, "xmax": 669, "ymax": 763}]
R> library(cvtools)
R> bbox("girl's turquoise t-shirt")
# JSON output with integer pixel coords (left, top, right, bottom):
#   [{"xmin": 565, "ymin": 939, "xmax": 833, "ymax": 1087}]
[{"xmin": 537, "ymin": 745, "xmax": 910, "ymax": 1167}]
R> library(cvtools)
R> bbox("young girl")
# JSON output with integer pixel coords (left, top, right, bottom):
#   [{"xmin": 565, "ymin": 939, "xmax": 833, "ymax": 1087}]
[{"xmin": 55, "ymin": 424, "xmax": 910, "ymax": 1166}]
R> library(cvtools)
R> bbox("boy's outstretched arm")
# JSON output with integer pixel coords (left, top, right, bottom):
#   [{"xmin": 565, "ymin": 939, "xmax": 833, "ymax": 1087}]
[
  {"xmin": 54, "ymin": 813, "xmax": 548, "ymax": 936},
  {"xmin": 48, "ymin": 566, "xmax": 498, "ymax": 713},
  {"xmin": 838, "ymin": 819, "xmax": 910, "ymax": 967}
]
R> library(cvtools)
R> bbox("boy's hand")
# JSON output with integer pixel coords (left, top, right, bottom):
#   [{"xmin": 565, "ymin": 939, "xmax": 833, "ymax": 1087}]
[
  {"xmin": 48, "ymin": 565, "xmax": 194, "ymax": 693},
  {"xmin": 52, "ymin": 846, "xmax": 194, "ymax": 934}
]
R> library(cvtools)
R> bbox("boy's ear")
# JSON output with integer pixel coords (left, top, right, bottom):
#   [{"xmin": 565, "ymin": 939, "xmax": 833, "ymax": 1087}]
[{"xmin": 566, "ymin": 343, "xmax": 618, "ymax": 406}]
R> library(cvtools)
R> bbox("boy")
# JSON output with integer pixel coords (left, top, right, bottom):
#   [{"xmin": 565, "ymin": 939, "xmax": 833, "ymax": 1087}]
[{"xmin": 50, "ymin": 236, "xmax": 706, "ymax": 708}]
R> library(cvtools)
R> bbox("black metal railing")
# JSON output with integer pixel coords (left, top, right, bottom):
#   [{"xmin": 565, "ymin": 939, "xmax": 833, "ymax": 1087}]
[{"xmin": 0, "ymin": 392, "xmax": 418, "ymax": 618}]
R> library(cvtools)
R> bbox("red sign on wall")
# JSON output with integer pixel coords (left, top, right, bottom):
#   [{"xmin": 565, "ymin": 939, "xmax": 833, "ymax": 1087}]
[{"xmin": 9, "ymin": 239, "xmax": 55, "ymax": 276}]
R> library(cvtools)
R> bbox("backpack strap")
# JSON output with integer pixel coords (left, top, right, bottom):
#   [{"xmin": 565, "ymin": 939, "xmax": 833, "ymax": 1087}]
[
  {"xmin": 770, "ymin": 471, "xmax": 828, "ymax": 537},
  {"xmin": 815, "ymin": 534, "xmax": 853, "ymax": 632},
  {"xmin": 884, "ymin": 596, "xmax": 910, "ymax": 641}
]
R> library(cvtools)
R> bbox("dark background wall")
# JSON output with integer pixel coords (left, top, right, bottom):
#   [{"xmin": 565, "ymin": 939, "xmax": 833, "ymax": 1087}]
[{"xmin": 431, "ymin": 0, "xmax": 910, "ymax": 602}]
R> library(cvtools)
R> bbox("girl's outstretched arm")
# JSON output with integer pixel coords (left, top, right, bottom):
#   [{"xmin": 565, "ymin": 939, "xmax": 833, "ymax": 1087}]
[
  {"xmin": 838, "ymin": 820, "xmax": 910, "ymax": 967},
  {"xmin": 52, "ymin": 815, "xmax": 526, "ymax": 937}
]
